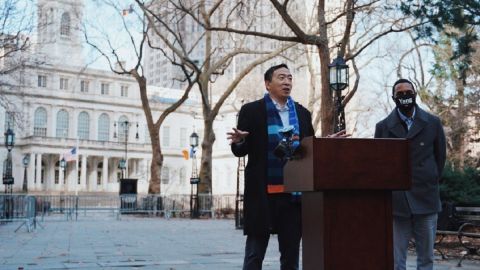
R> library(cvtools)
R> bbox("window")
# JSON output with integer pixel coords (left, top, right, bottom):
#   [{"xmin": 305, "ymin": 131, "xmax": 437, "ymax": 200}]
[
  {"xmin": 4, "ymin": 111, "xmax": 14, "ymax": 131},
  {"xmin": 98, "ymin": 113, "xmax": 110, "ymax": 141},
  {"xmin": 180, "ymin": 128, "xmax": 187, "ymax": 147},
  {"xmin": 80, "ymin": 80, "xmax": 89, "ymax": 92},
  {"xmin": 56, "ymin": 110, "xmax": 69, "ymax": 138},
  {"xmin": 101, "ymin": 83, "xmax": 109, "ymax": 95},
  {"xmin": 77, "ymin": 111, "xmax": 90, "ymax": 140},
  {"xmin": 162, "ymin": 126, "xmax": 170, "ymax": 147},
  {"xmin": 34, "ymin": 107, "xmax": 47, "ymax": 137},
  {"xmin": 161, "ymin": 166, "xmax": 169, "ymax": 184},
  {"xmin": 60, "ymin": 78, "xmax": 68, "ymax": 90},
  {"xmin": 97, "ymin": 162, "xmax": 103, "ymax": 185},
  {"xmin": 60, "ymin": 12, "xmax": 70, "ymax": 36},
  {"xmin": 121, "ymin": 85, "xmax": 128, "ymax": 97},
  {"xmin": 54, "ymin": 161, "xmax": 60, "ymax": 184},
  {"xmin": 117, "ymin": 115, "xmax": 128, "ymax": 142},
  {"xmin": 38, "ymin": 75, "xmax": 47, "ymax": 87}
]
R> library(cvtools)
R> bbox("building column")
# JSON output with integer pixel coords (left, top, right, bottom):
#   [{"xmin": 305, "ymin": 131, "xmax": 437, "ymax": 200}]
[
  {"xmin": 27, "ymin": 153, "xmax": 35, "ymax": 192},
  {"xmin": 72, "ymin": 161, "xmax": 79, "ymax": 194},
  {"xmin": 81, "ymin": 155, "xmax": 87, "ymax": 191},
  {"xmin": 47, "ymin": 156, "xmax": 55, "ymax": 191},
  {"xmin": 102, "ymin": 156, "xmax": 108, "ymax": 191},
  {"xmin": 35, "ymin": 153, "xmax": 42, "ymax": 191},
  {"xmin": 58, "ymin": 154, "xmax": 64, "ymax": 191}
]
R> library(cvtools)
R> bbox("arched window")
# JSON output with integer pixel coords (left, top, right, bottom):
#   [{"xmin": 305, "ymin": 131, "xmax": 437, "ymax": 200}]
[
  {"xmin": 34, "ymin": 107, "xmax": 47, "ymax": 137},
  {"xmin": 77, "ymin": 111, "xmax": 90, "ymax": 140},
  {"xmin": 117, "ymin": 115, "xmax": 128, "ymax": 142},
  {"xmin": 56, "ymin": 110, "xmax": 69, "ymax": 138},
  {"xmin": 60, "ymin": 12, "xmax": 70, "ymax": 36},
  {"xmin": 98, "ymin": 113, "xmax": 110, "ymax": 141}
]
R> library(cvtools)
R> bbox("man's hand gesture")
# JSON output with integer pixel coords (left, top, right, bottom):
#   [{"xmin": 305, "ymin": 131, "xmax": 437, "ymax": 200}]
[{"xmin": 227, "ymin": 128, "xmax": 249, "ymax": 144}]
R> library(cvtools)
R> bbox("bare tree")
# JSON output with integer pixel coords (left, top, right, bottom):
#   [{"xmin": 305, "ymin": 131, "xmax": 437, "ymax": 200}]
[
  {"xmin": 137, "ymin": 0, "xmax": 294, "ymax": 193},
  {"xmin": 0, "ymin": 0, "xmax": 36, "ymax": 126},
  {"xmin": 201, "ymin": 0, "xmax": 420, "ymax": 135},
  {"xmin": 83, "ymin": 0, "xmax": 196, "ymax": 194}
]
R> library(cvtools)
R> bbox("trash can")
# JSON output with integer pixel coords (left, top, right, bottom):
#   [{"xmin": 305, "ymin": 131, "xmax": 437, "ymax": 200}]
[{"xmin": 119, "ymin": 178, "xmax": 138, "ymax": 213}]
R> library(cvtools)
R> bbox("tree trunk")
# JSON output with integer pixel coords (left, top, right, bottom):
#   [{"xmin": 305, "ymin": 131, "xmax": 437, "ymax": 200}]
[
  {"xmin": 198, "ymin": 117, "xmax": 215, "ymax": 194},
  {"xmin": 317, "ymin": 1, "xmax": 333, "ymax": 136},
  {"xmin": 132, "ymin": 70, "xmax": 162, "ymax": 194},
  {"xmin": 451, "ymin": 77, "xmax": 466, "ymax": 169},
  {"xmin": 149, "ymin": 138, "xmax": 163, "ymax": 194}
]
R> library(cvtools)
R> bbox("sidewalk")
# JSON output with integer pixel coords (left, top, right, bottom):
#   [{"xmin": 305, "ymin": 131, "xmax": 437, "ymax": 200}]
[{"xmin": 0, "ymin": 217, "xmax": 478, "ymax": 269}]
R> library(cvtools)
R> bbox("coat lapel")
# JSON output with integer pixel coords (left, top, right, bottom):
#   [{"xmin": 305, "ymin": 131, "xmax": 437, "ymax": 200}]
[
  {"xmin": 386, "ymin": 110, "xmax": 407, "ymax": 138},
  {"xmin": 407, "ymin": 106, "xmax": 428, "ymax": 139}
]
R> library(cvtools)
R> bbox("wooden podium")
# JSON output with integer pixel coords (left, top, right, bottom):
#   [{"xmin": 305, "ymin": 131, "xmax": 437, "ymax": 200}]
[{"xmin": 284, "ymin": 137, "xmax": 411, "ymax": 270}]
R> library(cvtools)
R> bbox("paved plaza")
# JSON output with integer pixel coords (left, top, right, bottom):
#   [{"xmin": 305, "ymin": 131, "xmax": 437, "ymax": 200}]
[{"xmin": 0, "ymin": 216, "xmax": 479, "ymax": 270}]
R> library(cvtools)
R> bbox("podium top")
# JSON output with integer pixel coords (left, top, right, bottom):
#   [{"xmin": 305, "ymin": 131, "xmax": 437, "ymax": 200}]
[{"xmin": 284, "ymin": 137, "xmax": 411, "ymax": 191}]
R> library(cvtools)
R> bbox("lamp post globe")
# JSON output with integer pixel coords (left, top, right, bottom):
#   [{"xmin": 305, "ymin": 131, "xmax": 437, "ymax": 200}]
[
  {"xmin": 190, "ymin": 132, "xmax": 199, "ymax": 148},
  {"xmin": 60, "ymin": 158, "xmax": 66, "ymax": 169},
  {"xmin": 23, "ymin": 155, "xmax": 29, "ymax": 167},
  {"xmin": 328, "ymin": 56, "xmax": 349, "ymax": 92},
  {"xmin": 4, "ymin": 127, "xmax": 15, "ymax": 152}
]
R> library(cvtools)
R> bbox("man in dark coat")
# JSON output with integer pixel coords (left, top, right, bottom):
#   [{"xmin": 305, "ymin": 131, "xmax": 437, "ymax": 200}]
[
  {"xmin": 374, "ymin": 79, "xmax": 446, "ymax": 270},
  {"xmin": 228, "ymin": 64, "xmax": 314, "ymax": 270}
]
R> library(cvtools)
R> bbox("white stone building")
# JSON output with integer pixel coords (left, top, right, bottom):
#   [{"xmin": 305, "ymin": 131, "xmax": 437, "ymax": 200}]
[{"xmin": 0, "ymin": 0, "xmax": 240, "ymax": 195}]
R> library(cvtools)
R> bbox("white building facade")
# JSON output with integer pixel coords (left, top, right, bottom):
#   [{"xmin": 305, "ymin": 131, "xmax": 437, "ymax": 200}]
[{"xmin": 0, "ymin": 0, "xmax": 240, "ymax": 195}]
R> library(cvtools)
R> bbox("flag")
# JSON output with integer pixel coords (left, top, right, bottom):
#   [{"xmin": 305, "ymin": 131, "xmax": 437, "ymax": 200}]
[
  {"xmin": 190, "ymin": 147, "xmax": 196, "ymax": 158},
  {"xmin": 182, "ymin": 149, "xmax": 189, "ymax": 160},
  {"xmin": 122, "ymin": 5, "xmax": 134, "ymax": 16},
  {"xmin": 63, "ymin": 147, "xmax": 77, "ymax": 162}
]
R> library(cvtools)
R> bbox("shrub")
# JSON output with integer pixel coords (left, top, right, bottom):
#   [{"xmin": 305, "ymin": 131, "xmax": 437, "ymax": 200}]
[{"xmin": 440, "ymin": 164, "xmax": 480, "ymax": 205}]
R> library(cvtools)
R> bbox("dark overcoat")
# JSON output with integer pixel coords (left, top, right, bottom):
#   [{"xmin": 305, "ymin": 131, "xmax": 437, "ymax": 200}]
[
  {"xmin": 374, "ymin": 105, "xmax": 446, "ymax": 217},
  {"xmin": 231, "ymin": 98, "xmax": 314, "ymax": 235}
]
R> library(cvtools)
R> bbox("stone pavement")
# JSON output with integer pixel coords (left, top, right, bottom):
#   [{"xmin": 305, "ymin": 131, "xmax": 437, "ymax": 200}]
[{"xmin": 0, "ymin": 216, "xmax": 479, "ymax": 270}]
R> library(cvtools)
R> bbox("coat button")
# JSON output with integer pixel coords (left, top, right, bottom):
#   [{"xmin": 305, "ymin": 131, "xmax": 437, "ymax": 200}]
[{"xmin": 420, "ymin": 142, "xmax": 425, "ymax": 146}]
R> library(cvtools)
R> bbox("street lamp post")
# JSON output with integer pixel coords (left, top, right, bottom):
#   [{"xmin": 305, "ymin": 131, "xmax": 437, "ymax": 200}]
[
  {"xmin": 189, "ymin": 131, "xmax": 200, "ymax": 219},
  {"xmin": 60, "ymin": 157, "xmax": 66, "ymax": 181},
  {"xmin": 328, "ymin": 44, "xmax": 349, "ymax": 133},
  {"xmin": 114, "ymin": 121, "xmax": 139, "ymax": 180},
  {"xmin": 59, "ymin": 157, "xmax": 66, "ymax": 212},
  {"xmin": 3, "ymin": 126, "xmax": 15, "ymax": 194},
  {"xmin": 22, "ymin": 155, "xmax": 29, "ymax": 193},
  {"xmin": 3, "ymin": 125, "xmax": 15, "ymax": 220}
]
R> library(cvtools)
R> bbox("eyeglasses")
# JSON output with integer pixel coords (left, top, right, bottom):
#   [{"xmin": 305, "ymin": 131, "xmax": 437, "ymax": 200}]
[{"xmin": 394, "ymin": 90, "xmax": 414, "ymax": 97}]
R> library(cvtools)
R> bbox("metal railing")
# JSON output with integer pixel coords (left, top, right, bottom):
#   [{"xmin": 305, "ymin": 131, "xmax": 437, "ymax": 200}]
[
  {"xmin": 33, "ymin": 194, "xmax": 240, "ymax": 220},
  {"xmin": 0, "ymin": 195, "xmax": 37, "ymax": 232}
]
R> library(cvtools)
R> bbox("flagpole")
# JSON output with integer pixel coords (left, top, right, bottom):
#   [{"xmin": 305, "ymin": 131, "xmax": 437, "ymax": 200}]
[{"xmin": 75, "ymin": 137, "xmax": 79, "ymax": 196}]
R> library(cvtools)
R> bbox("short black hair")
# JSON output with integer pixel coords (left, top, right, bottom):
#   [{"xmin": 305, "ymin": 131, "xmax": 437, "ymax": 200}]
[
  {"xmin": 392, "ymin": 78, "xmax": 415, "ymax": 96},
  {"xmin": 264, "ymin": 64, "xmax": 289, "ymax": 82}
]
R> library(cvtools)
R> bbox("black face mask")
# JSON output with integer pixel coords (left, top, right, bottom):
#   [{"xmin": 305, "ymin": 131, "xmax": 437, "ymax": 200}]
[{"xmin": 394, "ymin": 92, "xmax": 416, "ymax": 114}]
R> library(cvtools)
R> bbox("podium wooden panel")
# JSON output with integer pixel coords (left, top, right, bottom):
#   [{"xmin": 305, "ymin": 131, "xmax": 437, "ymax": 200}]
[{"xmin": 284, "ymin": 137, "xmax": 411, "ymax": 270}]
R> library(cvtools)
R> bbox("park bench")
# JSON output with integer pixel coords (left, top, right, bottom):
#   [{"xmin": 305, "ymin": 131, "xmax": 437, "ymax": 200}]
[{"xmin": 435, "ymin": 204, "xmax": 480, "ymax": 267}]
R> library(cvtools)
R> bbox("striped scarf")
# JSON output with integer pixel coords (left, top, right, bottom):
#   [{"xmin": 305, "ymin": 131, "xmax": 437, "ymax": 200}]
[{"xmin": 265, "ymin": 93, "xmax": 300, "ymax": 194}]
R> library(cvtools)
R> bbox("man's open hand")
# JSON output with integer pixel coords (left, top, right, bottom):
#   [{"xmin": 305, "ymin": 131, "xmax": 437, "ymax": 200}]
[{"xmin": 227, "ymin": 128, "xmax": 250, "ymax": 144}]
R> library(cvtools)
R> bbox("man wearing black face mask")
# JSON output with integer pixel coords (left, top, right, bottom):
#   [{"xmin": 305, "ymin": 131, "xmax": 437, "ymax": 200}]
[{"xmin": 374, "ymin": 79, "xmax": 446, "ymax": 270}]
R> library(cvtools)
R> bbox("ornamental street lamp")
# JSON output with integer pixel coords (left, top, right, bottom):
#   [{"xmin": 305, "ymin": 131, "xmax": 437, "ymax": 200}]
[
  {"xmin": 189, "ymin": 131, "xmax": 200, "ymax": 218},
  {"xmin": 3, "ymin": 125, "xmax": 15, "ymax": 194},
  {"xmin": 3, "ymin": 125, "xmax": 15, "ymax": 220},
  {"xmin": 114, "ymin": 120, "xmax": 139, "ymax": 180},
  {"xmin": 234, "ymin": 102, "xmax": 245, "ymax": 229},
  {"xmin": 22, "ymin": 154, "xmax": 29, "ymax": 193},
  {"xmin": 328, "ymin": 44, "xmax": 349, "ymax": 133},
  {"xmin": 60, "ymin": 157, "xmax": 66, "ymax": 184}
]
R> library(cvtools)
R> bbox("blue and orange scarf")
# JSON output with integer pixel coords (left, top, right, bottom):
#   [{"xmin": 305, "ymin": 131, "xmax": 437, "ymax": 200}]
[{"xmin": 265, "ymin": 93, "xmax": 300, "ymax": 194}]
